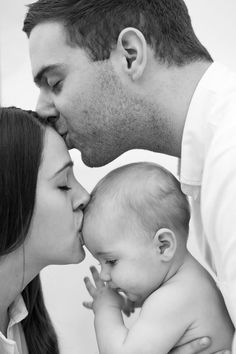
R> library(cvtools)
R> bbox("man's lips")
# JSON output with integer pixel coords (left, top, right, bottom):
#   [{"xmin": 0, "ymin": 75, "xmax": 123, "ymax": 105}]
[
  {"xmin": 61, "ymin": 132, "xmax": 73, "ymax": 149},
  {"xmin": 61, "ymin": 132, "xmax": 67, "ymax": 140}
]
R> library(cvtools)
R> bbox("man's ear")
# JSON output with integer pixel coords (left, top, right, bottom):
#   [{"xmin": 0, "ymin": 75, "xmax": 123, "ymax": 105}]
[
  {"xmin": 114, "ymin": 27, "xmax": 147, "ymax": 81},
  {"xmin": 153, "ymin": 228, "xmax": 177, "ymax": 262}
]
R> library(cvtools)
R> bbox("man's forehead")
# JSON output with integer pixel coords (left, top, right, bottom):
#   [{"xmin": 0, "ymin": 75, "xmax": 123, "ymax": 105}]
[
  {"xmin": 29, "ymin": 21, "xmax": 66, "ymax": 43},
  {"xmin": 29, "ymin": 22, "xmax": 68, "ymax": 74}
]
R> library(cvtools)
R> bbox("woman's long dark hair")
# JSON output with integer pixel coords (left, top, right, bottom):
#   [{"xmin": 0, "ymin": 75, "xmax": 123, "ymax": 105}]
[{"xmin": 0, "ymin": 107, "xmax": 59, "ymax": 354}]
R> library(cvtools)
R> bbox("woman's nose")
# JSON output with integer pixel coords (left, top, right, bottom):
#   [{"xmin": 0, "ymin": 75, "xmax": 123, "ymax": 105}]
[
  {"xmin": 36, "ymin": 90, "xmax": 59, "ymax": 119},
  {"xmin": 73, "ymin": 183, "xmax": 90, "ymax": 211}
]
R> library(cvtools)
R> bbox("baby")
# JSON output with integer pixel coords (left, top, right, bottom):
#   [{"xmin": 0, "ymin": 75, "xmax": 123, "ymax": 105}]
[{"xmin": 83, "ymin": 162, "xmax": 233, "ymax": 354}]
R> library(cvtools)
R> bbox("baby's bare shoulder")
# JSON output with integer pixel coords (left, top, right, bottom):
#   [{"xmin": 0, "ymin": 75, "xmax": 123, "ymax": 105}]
[
  {"xmin": 146, "ymin": 255, "xmax": 224, "ymax": 315},
  {"xmin": 176, "ymin": 256, "xmax": 234, "ymax": 350},
  {"xmin": 141, "ymin": 255, "xmax": 233, "ymax": 351},
  {"xmin": 181, "ymin": 256, "xmax": 221, "ymax": 301}
]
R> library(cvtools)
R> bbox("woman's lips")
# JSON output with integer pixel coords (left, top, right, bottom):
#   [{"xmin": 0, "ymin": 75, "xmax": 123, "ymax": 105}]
[
  {"xmin": 77, "ymin": 232, "xmax": 84, "ymax": 247},
  {"xmin": 60, "ymin": 131, "xmax": 67, "ymax": 141},
  {"xmin": 80, "ymin": 233, "xmax": 85, "ymax": 246}
]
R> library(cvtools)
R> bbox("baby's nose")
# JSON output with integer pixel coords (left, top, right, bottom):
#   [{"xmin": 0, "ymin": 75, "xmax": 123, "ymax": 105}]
[{"xmin": 100, "ymin": 267, "xmax": 111, "ymax": 282}]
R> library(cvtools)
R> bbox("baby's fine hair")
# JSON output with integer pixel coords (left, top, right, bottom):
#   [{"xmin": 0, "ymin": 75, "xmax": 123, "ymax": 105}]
[{"xmin": 86, "ymin": 162, "xmax": 190, "ymax": 238}]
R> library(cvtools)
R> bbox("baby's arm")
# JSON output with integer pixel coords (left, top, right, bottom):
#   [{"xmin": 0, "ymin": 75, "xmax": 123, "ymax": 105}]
[
  {"xmin": 83, "ymin": 266, "xmax": 191, "ymax": 354},
  {"xmin": 83, "ymin": 266, "xmax": 128, "ymax": 353}
]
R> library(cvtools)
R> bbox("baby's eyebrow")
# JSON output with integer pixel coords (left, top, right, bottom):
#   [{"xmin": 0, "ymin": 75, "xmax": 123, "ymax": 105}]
[{"xmin": 96, "ymin": 251, "xmax": 112, "ymax": 257}]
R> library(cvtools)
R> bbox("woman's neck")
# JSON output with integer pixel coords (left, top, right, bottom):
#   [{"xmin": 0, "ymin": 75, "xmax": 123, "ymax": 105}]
[
  {"xmin": 0, "ymin": 310, "xmax": 9, "ymax": 336},
  {"xmin": 0, "ymin": 248, "xmax": 25, "ymax": 334}
]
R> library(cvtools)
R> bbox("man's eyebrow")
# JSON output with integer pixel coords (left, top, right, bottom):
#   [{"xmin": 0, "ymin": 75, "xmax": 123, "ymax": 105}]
[
  {"xmin": 50, "ymin": 160, "xmax": 74, "ymax": 180},
  {"xmin": 34, "ymin": 64, "xmax": 65, "ymax": 87}
]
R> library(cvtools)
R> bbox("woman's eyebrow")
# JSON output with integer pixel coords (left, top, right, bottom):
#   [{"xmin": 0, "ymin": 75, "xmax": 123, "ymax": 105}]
[{"xmin": 50, "ymin": 160, "xmax": 74, "ymax": 179}]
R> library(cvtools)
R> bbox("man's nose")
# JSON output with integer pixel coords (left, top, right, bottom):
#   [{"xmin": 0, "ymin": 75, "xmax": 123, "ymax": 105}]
[
  {"xmin": 36, "ymin": 90, "xmax": 59, "ymax": 120},
  {"xmin": 100, "ymin": 266, "xmax": 111, "ymax": 282}
]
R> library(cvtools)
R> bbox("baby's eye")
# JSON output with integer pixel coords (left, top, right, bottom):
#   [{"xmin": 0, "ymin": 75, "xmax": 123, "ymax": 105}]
[
  {"xmin": 58, "ymin": 185, "xmax": 71, "ymax": 191},
  {"xmin": 105, "ymin": 260, "xmax": 117, "ymax": 266}
]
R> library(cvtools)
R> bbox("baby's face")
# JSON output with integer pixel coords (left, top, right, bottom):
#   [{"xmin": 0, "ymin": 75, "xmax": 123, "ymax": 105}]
[{"xmin": 83, "ymin": 205, "xmax": 163, "ymax": 302}]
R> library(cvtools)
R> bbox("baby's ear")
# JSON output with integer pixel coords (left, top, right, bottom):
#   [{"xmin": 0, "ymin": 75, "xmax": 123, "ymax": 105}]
[{"xmin": 153, "ymin": 228, "xmax": 177, "ymax": 262}]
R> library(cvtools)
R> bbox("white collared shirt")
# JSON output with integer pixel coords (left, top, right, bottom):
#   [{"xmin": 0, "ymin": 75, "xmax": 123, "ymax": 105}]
[
  {"xmin": 180, "ymin": 62, "xmax": 236, "ymax": 351},
  {"xmin": 0, "ymin": 295, "xmax": 29, "ymax": 354}
]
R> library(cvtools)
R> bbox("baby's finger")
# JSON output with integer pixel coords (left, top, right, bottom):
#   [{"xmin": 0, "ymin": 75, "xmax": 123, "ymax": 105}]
[
  {"xmin": 123, "ymin": 308, "xmax": 130, "ymax": 317},
  {"xmin": 84, "ymin": 277, "xmax": 97, "ymax": 297},
  {"xmin": 90, "ymin": 266, "xmax": 104, "ymax": 288},
  {"xmin": 82, "ymin": 301, "xmax": 93, "ymax": 310}
]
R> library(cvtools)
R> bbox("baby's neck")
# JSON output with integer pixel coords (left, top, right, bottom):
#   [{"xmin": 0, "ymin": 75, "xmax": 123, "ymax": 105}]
[
  {"xmin": 170, "ymin": 251, "xmax": 197, "ymax": 282},
  {"xmin": 162, "ymin": 246, "xmax": 189, "ymax": 285}
]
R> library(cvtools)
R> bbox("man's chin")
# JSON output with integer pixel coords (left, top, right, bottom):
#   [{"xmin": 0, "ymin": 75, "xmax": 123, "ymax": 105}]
[{"xmin": 81, "ymin": 151, "xmax": 116, "ymax": 168}]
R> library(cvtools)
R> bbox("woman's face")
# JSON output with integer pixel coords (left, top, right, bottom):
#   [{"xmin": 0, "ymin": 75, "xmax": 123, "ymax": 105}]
[{"xmin": 25, "ymin": 127, "xmax": 90, "ymax": 270}]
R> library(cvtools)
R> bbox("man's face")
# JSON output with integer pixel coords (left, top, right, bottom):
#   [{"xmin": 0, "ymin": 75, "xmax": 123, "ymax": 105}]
[{"xmin": 29, "ymin": 22, "xmax": 148, "ymax": 167}]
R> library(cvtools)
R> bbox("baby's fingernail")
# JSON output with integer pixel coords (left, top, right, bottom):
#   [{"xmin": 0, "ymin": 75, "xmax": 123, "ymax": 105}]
[{"xmin": 200, "ymin": 337, "xmax": 210, "ymax": 346}]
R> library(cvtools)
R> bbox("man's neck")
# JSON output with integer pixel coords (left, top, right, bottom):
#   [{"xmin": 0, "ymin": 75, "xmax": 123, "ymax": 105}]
[{"xmin": 142, "ymin": 60, "xmax": 212, "ymax": 157}]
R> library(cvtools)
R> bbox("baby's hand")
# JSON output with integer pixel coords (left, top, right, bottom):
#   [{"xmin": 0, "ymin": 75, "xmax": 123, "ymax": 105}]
[
  {"xmin": 120, "ymin": 295, "xmax": 136, "ymax": 317},
  {"xmin": 83, "ymin": 266, "xmax": 123, "ymax": 313}
]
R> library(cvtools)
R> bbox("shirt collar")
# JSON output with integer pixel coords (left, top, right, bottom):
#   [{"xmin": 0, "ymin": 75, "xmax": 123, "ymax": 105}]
[
  {"xmin": 8, "ymin": 294, "xmax": 28, "ymax": 329},
  {"xmin": 0, "ymin": 295, "xmax": 28, "ymax": 353},
  {"xmin": 179, "ymin": 62, "xmax": 229, "ymax": 188}
]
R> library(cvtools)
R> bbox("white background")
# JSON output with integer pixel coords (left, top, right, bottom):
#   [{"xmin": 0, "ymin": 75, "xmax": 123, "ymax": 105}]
[{"xmin": 1, "ymin": 1, "xmax": 236, "ymax": 353}]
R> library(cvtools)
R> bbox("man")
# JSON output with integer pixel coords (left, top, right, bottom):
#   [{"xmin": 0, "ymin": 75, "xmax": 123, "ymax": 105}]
[{"xmin": 23, "ymin": 0, "xmax": 236, "ymax": 352}]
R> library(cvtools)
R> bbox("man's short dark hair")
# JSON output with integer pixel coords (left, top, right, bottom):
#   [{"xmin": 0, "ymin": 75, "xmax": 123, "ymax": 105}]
[{"xmin": 23, "ymin": 0, "xmax": 213, "ymax": 65}]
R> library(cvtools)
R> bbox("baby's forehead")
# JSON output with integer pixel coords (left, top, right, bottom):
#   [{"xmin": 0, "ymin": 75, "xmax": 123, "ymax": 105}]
[
  {"xmin": 84, "ymin": 203, "xmax": 120, "ymax": 229},
  {"xmin": 84, "ymin": 196, "xmax": 137, "ymax": 237},
  {"xmin": 84, "ymin": 174, "xmax": 145, "ymax": 224},
  {"xmin": 85, "ymin": 192, "xmax": 120, "ymax": 214}
]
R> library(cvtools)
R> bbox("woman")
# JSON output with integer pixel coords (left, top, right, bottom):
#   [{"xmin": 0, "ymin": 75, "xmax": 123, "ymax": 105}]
[{"xmin": 0, "ymin": 107, "xmax": 90, "ymax": 354}]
